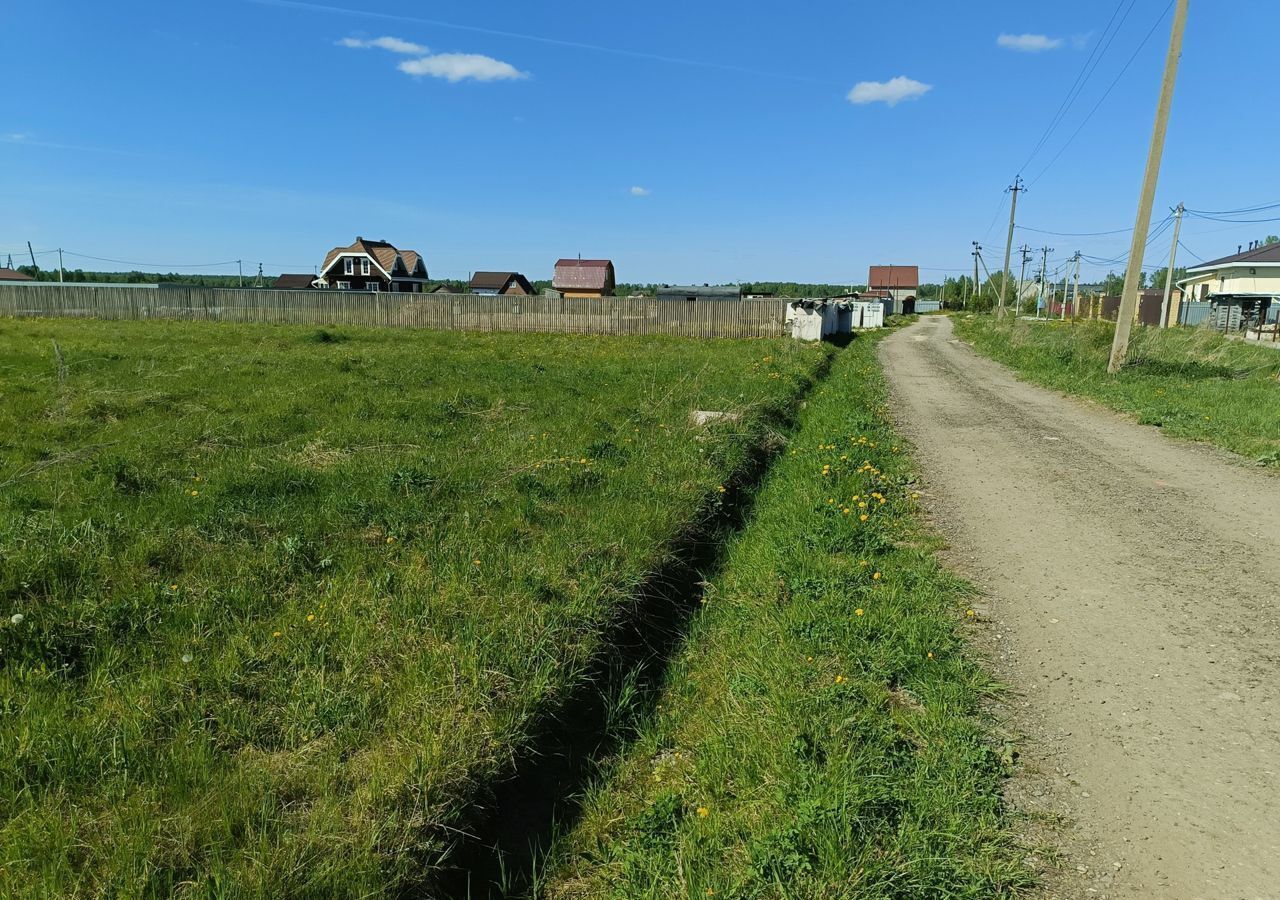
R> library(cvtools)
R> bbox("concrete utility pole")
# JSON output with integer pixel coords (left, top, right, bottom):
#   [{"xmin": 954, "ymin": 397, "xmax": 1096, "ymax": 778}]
[
  {"xmin": 58, "ymin": 249, "xmax": 64, "ymax": 283},
  {"xmin": 1060, "ymin": 267, "xmax": 1070, "ymax": 320},
  {"xmin": 1071, "ymin": 251, "xmax": 1083, "ymax": 318},
  {"xmin": 1016, "ymin": 245, "xmax": 1033, "ymax": 318},
  {"xmin": 1159, "ymin": 202, "xmax": 1185, "ymax": 328},
  {"xmin": 972, "ymin": 242, "xmax": 982, "ymax": 309},
  {"xmin": 1037, "ymin": 246, "xmax": 1053, "ymax": 318},
  {"xmin": 238, "ymin": 260, "xmax": 244, "ymax": 288},
  {"xmin": 1108, "ymin": 0, "xmax": 1190, "ymax": 373},
  {"xmin": 999, "ymin": 176, "xmax": 1025, "ymax": 318}
]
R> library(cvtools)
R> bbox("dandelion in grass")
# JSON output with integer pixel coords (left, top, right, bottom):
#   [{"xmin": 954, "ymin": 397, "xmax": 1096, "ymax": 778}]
[
  {"xmin": 855, "ymin": 608, "xmax": 865, "ymax": 617},
  {"xmin": 181, "ymin": 652, "xmax": 193, "ymax": 664},
  {"xmin": 927, "ymin": 652, "xmax": 935, "ymax": 660},
  {"xmin": 189, "ymin": 490, "xmax": 199, "ymax": 497},
  {"xmin": 473, "ymin": 559, "xmax": 482, "ymax": 567},
  {"xmin": 697, "ymin": 806, "xmax": 710, "ymax": 818},
  {"xmin": 306, "ymin": 614, "xmax": 315, "ymax": 622},
  {"xmin": 272, "ymin": 630, "xmax": 282, "ymax": 638},
  {"xmin": 966, "ymin": 609, "xmax": 977, "ymax": 618},
  {"xmin": 835, "ymin": 675, "xmax": 846, "ymax": 684},
  {"xmin": 9, "ymin": 613, "xmax": 23, "ymax": 626},
  {"xmin": 386, "ymin": 536, "xmax": 396, "ymax": 545},
  {"xmin": 717, "ymin": 485, "xmax": 727, "ymax": 494},
  {"xmin": 872, "ymin": 572, "xmax": 882, "ymax": 581},
  {"xmin": 169, "ymin": 583, "xmax": 178, "ymax": 591}
]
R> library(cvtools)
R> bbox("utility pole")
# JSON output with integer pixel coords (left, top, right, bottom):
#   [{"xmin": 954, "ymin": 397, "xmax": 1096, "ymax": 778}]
[
  {"xmin": 1016, "ymin": 245, "xmax": 1032, "ymax": 318},
  {"xmin": 27, "ymin": 241, "xmax": 37, "ymax": 268},
  {"xmin": 1070, "ymin": 252, "xmax": 1083, "ymax": 319},
  {"xmin": 972, "ymin": 242, "xmax": 981, "ymax": 310},
  {"xmin": 237, "ymin": 260, "xmax": 243, "ymax": 288},
  {"xmin": 999, "ymin": 176, "xmax": 1025, "ymax": 318},
  {"xmin": 1037, "ymin": 246, "xmax": 1053, "ymax": 318},
  {"xmin": 1108, "ymin": 0, "xmax": 1190, "ymax": 372},
  {"xmin": 58, "ymin": 249, "xmax": 65, "ymax": 283},
  {"xmin": 1058, "ymin": 267, "xmax": 1069, "ymax": 320},
  {"xmin": 1159, "ymin": 202, "xmax": 1185, "ymax": 328}
]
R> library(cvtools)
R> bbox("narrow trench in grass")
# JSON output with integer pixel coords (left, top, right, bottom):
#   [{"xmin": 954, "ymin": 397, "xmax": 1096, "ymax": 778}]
[{"xmin": 436, "ymin": 339, "xmax": 849, "ymax": 899}]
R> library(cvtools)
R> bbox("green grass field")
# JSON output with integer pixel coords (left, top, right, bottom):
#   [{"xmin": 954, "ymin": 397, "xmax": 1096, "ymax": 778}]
[
  {"xmin": 0, "ymin": 319, "xmax": 831, "ymax": 897},
  {"xmin": 954, "ymin": 316, "xmax": 1280, "ymax": 465},
  {"xmin": 544, "ymin": 336, "xmax": 1030, "ymax": 898}
]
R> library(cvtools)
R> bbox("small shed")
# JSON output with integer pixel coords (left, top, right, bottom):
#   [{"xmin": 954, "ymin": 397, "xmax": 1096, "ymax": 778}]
[{"xmin": 656, "ymin": 285, "xmax": 742, "ymax": 302}]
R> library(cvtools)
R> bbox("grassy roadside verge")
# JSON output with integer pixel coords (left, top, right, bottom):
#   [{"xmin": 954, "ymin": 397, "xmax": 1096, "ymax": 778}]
[
  {"xmin": 544, "ymin": 335, "xmax": 1030, "ymax": 898},
  {"xmin": 953, "ymin": 316, "xmax": 1280, "ymax": 466},
  {"xmin": 0, "ymin": 319, "xmax": 832, "ymax": 897}
]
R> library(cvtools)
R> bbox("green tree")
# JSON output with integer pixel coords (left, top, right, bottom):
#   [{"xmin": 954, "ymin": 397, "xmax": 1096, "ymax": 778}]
[{"xmin": 1262, "ymin": 235, "xmax": 1279, "ymax": 246}]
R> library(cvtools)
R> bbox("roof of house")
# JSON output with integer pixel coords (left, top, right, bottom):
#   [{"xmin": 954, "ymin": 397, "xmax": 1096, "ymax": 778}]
[
  {"xmin": 1189, "ymin": 243, "xmax": 1280, "ymax": 271},
  {"xmin": 274, "ymin": 273, "xmax": 317, "ymax": 290},
  {"xmin": 469, "ymin": 271, "xmax": 534, "ymax": 293},
  {"xmin": 553, "ymin": 258, "xmax": 615, "ymax": 292},
  {"xmin": 0, "ymin": 267, "xmax": 35, "ymax": 281},
  {"xmin": 868, "ymin": 265, "xmax": 920, "ymax": 289},
  {"xmin": 322, "ymin": 237, "xmax": 426, "ymax": 278},
  {"xmin": 656, "ymin": 285, "xmax": 742, "ymax": 300}
]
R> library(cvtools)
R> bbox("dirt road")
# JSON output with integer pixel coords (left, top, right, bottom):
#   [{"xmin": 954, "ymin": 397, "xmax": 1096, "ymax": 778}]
[{"xmin": 880, "ymin": 317, "xmax": 1280, "ymax": 900}]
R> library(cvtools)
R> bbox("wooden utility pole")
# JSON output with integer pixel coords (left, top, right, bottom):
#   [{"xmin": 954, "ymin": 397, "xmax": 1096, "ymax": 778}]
[
  {"xmin": 1159, "ymin": 202, "xmax": 1185, "ymax": 328},
  {"xmin": 1060, "ymin": 268, "xmax": 1070, "ymax": 320},
  {"xmin": 999, "ymin": 177, "xmax": 1025, "ymax": 318},
  {"xmin": 1108, "ymin": 0, "xmax": 1190, "ymax": 372}
]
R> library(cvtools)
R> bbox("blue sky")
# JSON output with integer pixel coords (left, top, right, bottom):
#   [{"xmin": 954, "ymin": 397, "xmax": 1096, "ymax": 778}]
[{"xmin": 4, "ymin": 1, "xmax": 1277, "ymax": 285}]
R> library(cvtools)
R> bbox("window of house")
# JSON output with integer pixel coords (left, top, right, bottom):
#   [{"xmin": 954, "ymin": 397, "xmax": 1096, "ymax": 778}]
[
  {"xmin": 368, "ymin": 281, "xmax": 379, "ymax": 292},
  {"xmin": 344, "ymin": 258, "xmax": 354, "ymax": 275},
  {"xmin": 337, "ymin": 280, "xmax": 351, "ymax": 290},
  {"xmin": 361, "ymin": 258, "xmax": 371, "ymax": 276}
]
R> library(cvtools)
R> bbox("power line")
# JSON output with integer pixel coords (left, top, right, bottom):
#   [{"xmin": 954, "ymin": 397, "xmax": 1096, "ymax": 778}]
[
  {"xmin": 1029, "ymin": 0, "xmax": 1176, "ymax": 187},
  {"xmin": 60, "ymin": 250, "xmax": 242, "ymax": 269},
  {"xmin": 1018, "ymin": 224, "xmax": 1134, "ymax": 237},
  {"xmin": 1015, "ymin": 0, "xmax": 1139, "ymax": 176}
]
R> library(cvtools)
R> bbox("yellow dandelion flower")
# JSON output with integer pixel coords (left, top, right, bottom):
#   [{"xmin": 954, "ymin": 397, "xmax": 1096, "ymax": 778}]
[
  {"xmin": 306, "ymin": 614, "xmax": 315, "ymax": 622},
  {"xmin": 386, "ymin": 536, "xmax": 396, "ymax": 544},
  {"xmin": 272, "ymin": 630, "xmax": 282, "ymax": 638},
  {"xmin": 190, "ymin": 490, "xmax": 199, "ymax": 497},
  {"xmin": 855, "ymin": 608, "xmax": 864, "ymax": 617},
  {"xmin": 169, "ymin": 583, "xmax": 178, "ymax": 591},
  {"xmin": 860, "ymin": 514, "xmax": 869, "ymax": 522},
  {"xmin": 872, "ymin": 572, "xmax": 882, "ymax": 581},
  {"xmin": 697, "ymin": 806, "xmax": 710, "ymax": 818}
]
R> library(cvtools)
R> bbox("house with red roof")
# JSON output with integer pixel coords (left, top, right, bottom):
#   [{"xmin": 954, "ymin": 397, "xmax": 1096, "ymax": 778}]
[
  {"xmin": 868, "ymin": 265, "xmax": 920, "ymax": 315},
  {"xmin": 553, "ymin": 258, "xmax": 616, "ymax": 298},
  {"xmin": 319, "ymin": 237, "xmax": 429, "ymax": 292}
]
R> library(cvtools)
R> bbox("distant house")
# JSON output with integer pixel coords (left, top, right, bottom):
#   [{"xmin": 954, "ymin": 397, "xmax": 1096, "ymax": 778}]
[
  {"xmin": 553, "ymin": 259, "xmax": 616, "ymax": 298},
  {"xmin": 468, "ymin": 271, "xmax": 535, "ymax": 295},
  {"xmin": 319, "ymin": 237, "xmax": 429, "ymax": 292},
  {"xmin": 1178, "ymin": 242, "xmax": 1279, "ymax": 330},
  {"xmin": 0, "ymin": 268, "xmax": 35, "ymax": 282},
  {"xmin": 427, "ymin": 283, "xmax": 455, "ymax": 293},
  {"xmin": 273, "ymin": 273, "xmax": 320, "ymax": 290},
  {"xmin": 868, "ymin": 265, "xmax": 920, "ymax": 315},
  {"xmin": 656, "ymin": 285, "xmax": 742, "ymax": 302}
]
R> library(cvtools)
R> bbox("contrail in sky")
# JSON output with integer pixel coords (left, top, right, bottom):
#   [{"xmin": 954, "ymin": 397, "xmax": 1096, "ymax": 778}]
[{"xmin": 246, "ymin": 0, "xmax": 832, "ymax": 85}]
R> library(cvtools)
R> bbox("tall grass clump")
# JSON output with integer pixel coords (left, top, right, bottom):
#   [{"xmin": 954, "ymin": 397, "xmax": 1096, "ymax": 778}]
[
  {"xmin": 544, "ymin": 335, "xmax": 1031, "ymax": 898},
  {"xmin": 955, "ymin": 316, "xmax": 1280, "ymax": 465},
  {"xmin": 0, "ymin": 318, "xmax": 831, "ymax": 897}
]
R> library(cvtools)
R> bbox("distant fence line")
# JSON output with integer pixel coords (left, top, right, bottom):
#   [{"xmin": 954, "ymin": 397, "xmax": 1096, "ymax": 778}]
[{"xmin": 0, "ymin": 286, "xmax": 790, "ymax": 339}]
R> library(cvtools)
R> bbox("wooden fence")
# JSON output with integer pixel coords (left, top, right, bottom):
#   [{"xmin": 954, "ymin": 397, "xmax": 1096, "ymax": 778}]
[{"xmin": 0, "ymin": 286, "xmax": 789, "ymax": 339}]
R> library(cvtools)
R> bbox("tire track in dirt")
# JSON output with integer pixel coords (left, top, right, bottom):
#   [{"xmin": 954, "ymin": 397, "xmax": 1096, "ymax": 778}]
[{"xmin": 880, "ymin": 316, "xmax": 1280, "ymax": 900}]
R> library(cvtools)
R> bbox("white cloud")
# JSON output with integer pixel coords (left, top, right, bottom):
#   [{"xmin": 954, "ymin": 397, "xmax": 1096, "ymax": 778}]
[
  {"xmin": 629, "ymin": 186, "xmax": 651, "ymax": 197},
  {"xmin": 339, "ymin": 35, "xmax": 429, "ymax": 55},
  {"xmin": 2, "ymin": 133, "xmax": 29, "ymax": 142},
  {"xmin": 397, "ymin": 53, "xmax": 528, "ymax": 83},
  {"xmin": 997, "ymin": 33, "xmax": 1064, "ymax": 52},
  {"xmin": 847, "ymin": 76, "xmax": 932, "ymax": 107}
]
